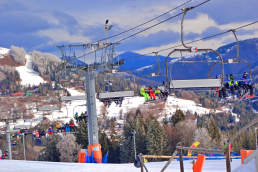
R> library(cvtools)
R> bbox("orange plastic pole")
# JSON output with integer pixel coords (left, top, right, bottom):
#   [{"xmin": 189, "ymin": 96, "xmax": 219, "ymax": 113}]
[
  {"xmin": 78, "ymin": 152, "xmax": 86, "ymax": 163},
  {"xmin": 88, "ymin": 143, "xmax": 102, "ymax": 163},
  {"xmin": 193, "ymin": 154, "xmax": 206, "ymax": 172},
  {"xmin": 240, "ymin": 150, "xmax": 254, "ymax": 164}
]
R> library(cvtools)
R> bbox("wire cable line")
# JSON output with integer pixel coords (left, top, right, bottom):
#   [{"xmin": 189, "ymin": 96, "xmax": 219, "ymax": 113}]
[
  {"xmin": 84, "ymin": 0, "xmax": 193, "ymax": 45},
  {"xmin": 77, "ymin": 0, "xmax": 211, "ymax": 59},
  {"xmin": 121, "ymin": 20, "xmax": 258, "ymax": 60}
]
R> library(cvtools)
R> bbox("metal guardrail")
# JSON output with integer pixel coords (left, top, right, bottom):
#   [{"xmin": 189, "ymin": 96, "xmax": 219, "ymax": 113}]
[{"xmin": 142, "ymin": 155, "xmax": 241, "ymax": 159}]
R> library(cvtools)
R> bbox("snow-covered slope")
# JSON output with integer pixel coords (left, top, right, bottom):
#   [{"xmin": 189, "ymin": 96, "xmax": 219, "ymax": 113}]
[
  {"xmin": 1, "ymin": 83, "xmax": 239, "ymax": 128},
  {"xmin": 0, "ymin": 159, "xmax": 241, "ymax": 172},
  {"xmin": 0, "ymin": 47, "xmax": 9, "ymax": 58},
  {"xmin": 0, "ymin": 47, "xmax": 239, "ymax": 127},
  {"xmin": 16, "ymin": 55, "xmax": 44, "ymax": 86},
  {"xmin": 232, "ymin": 159, "xmax": 255, "ymax": 172}
]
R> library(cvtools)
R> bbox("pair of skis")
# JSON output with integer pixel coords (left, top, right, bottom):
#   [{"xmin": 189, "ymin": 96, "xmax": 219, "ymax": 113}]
[
  {"xmin": 218, "ymin": 96, "xmax": 239, "ymax": 104},
  {"xmin": 236, "ymin": 92, "xmax": 250, "ymax": 104},
  {"xmin": 219, "ymin": 92, "xmax": 256, "ymax": 104}
]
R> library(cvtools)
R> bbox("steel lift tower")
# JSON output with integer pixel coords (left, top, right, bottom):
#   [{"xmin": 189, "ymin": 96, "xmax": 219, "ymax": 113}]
[{"xmin": 55, "ymin": 20, "xmax": 123, "ymax": 163}]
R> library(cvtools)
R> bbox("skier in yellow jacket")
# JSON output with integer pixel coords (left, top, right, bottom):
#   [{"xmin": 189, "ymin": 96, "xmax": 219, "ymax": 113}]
[{"xmin": 140, "ymin": 85, "xmax": 149, "ymax": 104}]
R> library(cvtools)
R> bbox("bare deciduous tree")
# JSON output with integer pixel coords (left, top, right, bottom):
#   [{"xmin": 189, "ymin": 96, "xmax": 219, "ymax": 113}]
[
  {"xmin": 10, "ymin": 45, "xmax": 26, "ymax": 65},
  {"xmin": 57, "ymin": 134, "xmax": 82, "ymax": 162},
  {"xmin": 176, "ymin": 121, "xmax": 196, "ymax": 147}
]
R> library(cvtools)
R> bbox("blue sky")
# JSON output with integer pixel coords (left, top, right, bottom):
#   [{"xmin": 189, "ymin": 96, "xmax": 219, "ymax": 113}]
[{"xmin": 0, "ymin": 0, "xmax": 258, "ymax": 58}]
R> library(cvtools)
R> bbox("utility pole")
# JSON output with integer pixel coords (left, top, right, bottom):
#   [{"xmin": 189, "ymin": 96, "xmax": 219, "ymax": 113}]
[
  {"xmin": 22, "ymin": 133, "xmax": 26, "ymax": 160},
  {"xmin": 132, "ymin": 131, "xmax": 136, "ymax": 159},
  {"xmin": 6, "ymin": 119, "xmax": 12, "ymax": 160}
]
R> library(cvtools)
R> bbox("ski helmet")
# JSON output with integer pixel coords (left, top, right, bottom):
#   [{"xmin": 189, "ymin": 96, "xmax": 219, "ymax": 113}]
[
  {"xmin": 142, "ymin": 85, "xmax": 145, "ymax": 88},
  {"xmin": 229, "ymin": 74, "xmax": 234, "ymax": 80},
  {"xmin": 243, "ymin": 72, "xmax": 248, "ymax": 76},
  {"xmin": 216, "ymin": 75, "xmax": 221, "ymax": 78}
]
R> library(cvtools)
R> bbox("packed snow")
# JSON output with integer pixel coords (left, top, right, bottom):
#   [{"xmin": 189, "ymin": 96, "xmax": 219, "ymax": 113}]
[
  {"xmin": 16, "ymin": 55, "xmax": 44, "ymax": 86},
  {"xmin": 0, "ymin": 159, "xmax": 242, "ymax": 172},
  {"xmin": 135, "ymin": 65, "xmax": 153, "ymax": 72},
  {"xmin": 0, "ymin": 47, "xmax": 10, "ymax": 59},
  {"xmin": 232, "ymin": 159, "xmax": 255, "ymax": 172}
]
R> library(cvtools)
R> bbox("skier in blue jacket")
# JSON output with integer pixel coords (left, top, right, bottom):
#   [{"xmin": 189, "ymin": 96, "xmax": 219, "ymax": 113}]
[{"xmin": 239, "ymin": 72, "xmax": 254, "ymax": 98}]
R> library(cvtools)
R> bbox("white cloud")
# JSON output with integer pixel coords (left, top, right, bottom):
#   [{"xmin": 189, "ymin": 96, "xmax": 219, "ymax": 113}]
[
  {"xmin": 37, "ymin": 29, "xmax": 91, "ymax": 44},
  {"xmin": 134, "ymin": 30, "xmax": 258, "ymax": 57}
]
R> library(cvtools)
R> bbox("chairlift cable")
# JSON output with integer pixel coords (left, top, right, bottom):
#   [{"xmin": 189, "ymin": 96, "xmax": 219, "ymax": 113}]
[
  {"xmin": 84, "ymin": 0, "xmax": 193, "ymax": 45},
  {"xmin": 116, "ymin": 0, "xmax": 211, "ymax": 43},
  {"xmin": 122, "ymin": 20, "xmax": 258, "ymax": 61},
  {"xmin": 78, "ymin": 0, "xmax": 211, "ymax": 58}
]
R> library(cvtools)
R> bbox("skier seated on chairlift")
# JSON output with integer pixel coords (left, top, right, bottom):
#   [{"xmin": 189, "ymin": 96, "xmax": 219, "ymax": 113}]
[
  {"xmin": 74, "ymin": 112, "xmax": 79, "ymax": 123},
  {"xmin": 56, "ymin": 122, "xmax": 61, "ymax": 132},
  {"xmin": 155, "ymin": 87, "xmax": 163, "ymax": 100},
  {"xmin": 148, "ymin": 86, "xmax": 156, "ymax": 101},
  {"xmin": 80, "ymin": 112, "xmax": 85, "ymax": 123},
  {"xmin": 140, "ymin": 85, "xmax": 150, "ymax": 104},
  {"xmin": 225, "ymin": 74, "xmax": 243, "ymax": 99},
  {"xmin": 84, "ymin": 111, "xmax": 88, "ymax": 122},
  {"xmin": 216, "ymin": 75, "xmax": 227, "ymax": 101},
  {"xmin": 161, "ymin": 81, "xmax": 168, "ymax": 99},
  {"xmin": 239, "ymin": 72, "xmax": 254, "ymax": 98}
]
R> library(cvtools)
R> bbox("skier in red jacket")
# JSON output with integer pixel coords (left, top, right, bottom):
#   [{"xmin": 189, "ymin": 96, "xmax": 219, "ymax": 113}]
[
  {"xmin": 148, "ymin": 86, "xmax": 155, "ymax": 101},
  {"xmin": 69, "ymin": 120, "xmax": 74, "ymax": 132}
]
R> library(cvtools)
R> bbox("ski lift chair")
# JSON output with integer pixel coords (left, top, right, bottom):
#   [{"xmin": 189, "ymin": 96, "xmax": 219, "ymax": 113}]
[
  {"xmin": 96, "ymin": 70, "xmax": 135, "ymax": 107},
  {"xmin": 136, "ymin": 52, "xmax": 168, "ymax": 102},
  {"xmin": 98, "ymin": 84, "xmax": 124, "ymax": 107},
  {"xmin": 36, "ymin": 94, "xmax": 61, "ymax": 111},
  {"xmin": 166, "ymin": 7, "xmax": 225, "ymax": 91},
  {"xmin": 208, "ymin": 30, "xmax": 252, "ymax": 99}
]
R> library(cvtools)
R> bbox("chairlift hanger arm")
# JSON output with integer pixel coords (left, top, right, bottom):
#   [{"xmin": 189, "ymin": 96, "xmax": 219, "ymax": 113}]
[
  {"xmin": 228, "ymin": 29, "xmax": 239, "ymax": 61},
  {"xmin": 136, "ymin": 52, "xmax": 166, "ymax": 91},
  {"xmin": 181, "ymin": 7, "xmax": 195, "ymax": 49},
  {"xmin": 152, "ymin": 52, "xmax": 161, "ymax": 74},
  {"xmin": 136, "ymin": 73, "xmax": 166, "ymax": 92},
  {"xmin": 209, "ymin": 60, "xmax": 251, "ymax": 79}
]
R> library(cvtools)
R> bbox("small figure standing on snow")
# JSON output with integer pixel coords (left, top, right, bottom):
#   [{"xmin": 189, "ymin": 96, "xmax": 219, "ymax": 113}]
[
  {"xmin": 65, "ymin": 123, "xmax": 70, "ymax": 132},
  {"xmin": 35, "ymin": 130, "xmax": 39, "ymax": 138},
  {"xmin": 48, "ymin": 127, "xmax": 53, "ymax": 136},
  {"xmin": 45, "ymin": 129, "xmax": 49, "ymax": 137},
  {"xmin": 56, "ymin": 122, "xmax": 61, "ymax": 132},
  {"xmin": 32, "ymin": 130, "xmax": 36, "ymax": 137},
  {"xmin": 69, "ymin": 120, "xmax": 74, "ymax": 132}
]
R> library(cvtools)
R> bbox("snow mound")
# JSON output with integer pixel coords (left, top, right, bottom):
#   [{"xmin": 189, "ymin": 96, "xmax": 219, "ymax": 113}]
[
  {"xmin": 16, "ymin": 55, "xmax": 44, "ymax": 86},
  {"xmin": 232, "ymin": 159, "xmax": 255, "ymax": 172},
  {"xmin": 0, "ymin": 47, "xmax": 10, "ymax": 59}
]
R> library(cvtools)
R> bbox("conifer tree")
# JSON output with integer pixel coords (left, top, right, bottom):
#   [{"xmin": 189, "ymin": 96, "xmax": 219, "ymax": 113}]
[
  {"xmin": 37, "ymin": 135, "xmax": 60, "ymax": 162},
  {"xmin": 75, "ymin": 123, "xmax": 88, "ymax": 148},
  {"xmin": 119, "ymin": 136, "xmax": 135, "ymax": 163},
  {"xmin": 172, "ymin": 109, "xmax": 185, "ymax": 125},
  {"xmin": 146, "ymin": 119, "xmax": 167, "ymax": 159}
]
